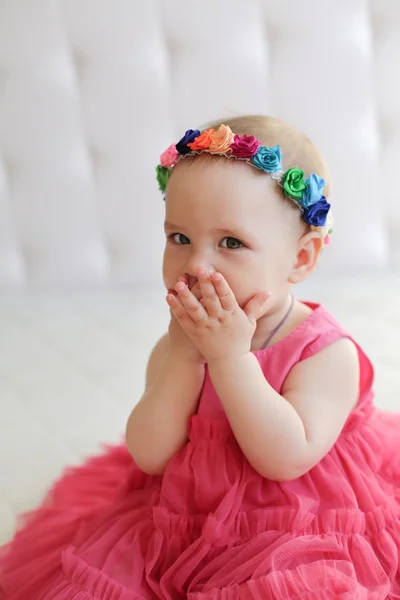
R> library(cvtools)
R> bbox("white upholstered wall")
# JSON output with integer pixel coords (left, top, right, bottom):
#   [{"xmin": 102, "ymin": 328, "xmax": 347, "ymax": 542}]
[{"xmin": 0, "ymin": 0, "xmax": 399, "ymax": 290}]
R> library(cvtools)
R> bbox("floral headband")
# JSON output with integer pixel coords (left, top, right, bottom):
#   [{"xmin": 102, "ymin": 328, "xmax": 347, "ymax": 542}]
[{"xmin": 156, "ymin": 124, "xmax": 333, "ymax": 244}]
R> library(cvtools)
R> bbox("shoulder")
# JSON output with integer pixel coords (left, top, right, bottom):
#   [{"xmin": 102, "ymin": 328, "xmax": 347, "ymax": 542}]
[
  {"xmin": 145, "ymin": 333, "xmax": 170, "ymax": 390},
  {"xmin": 289, "ymin": 302, "xmax": 356, "ymax": 363},
  {"xmin": 284, "ymin": 337, "xmax": 359, "ymax": 408}
]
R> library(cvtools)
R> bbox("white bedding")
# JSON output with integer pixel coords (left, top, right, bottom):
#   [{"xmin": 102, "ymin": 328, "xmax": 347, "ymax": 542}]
[{"xmin": 1, "ymin": 274, "xmax": 400, "ymax": 545}]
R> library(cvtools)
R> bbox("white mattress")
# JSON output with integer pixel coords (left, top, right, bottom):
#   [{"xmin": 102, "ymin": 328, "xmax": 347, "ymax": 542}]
[{"xmin": 1, "ymin": 274, "xmax": 400, "ymax": 545}]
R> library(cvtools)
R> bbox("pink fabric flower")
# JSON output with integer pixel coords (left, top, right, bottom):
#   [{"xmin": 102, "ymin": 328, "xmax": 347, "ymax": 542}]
[
  {"xmin": 230, "ymin": 134, "xmax": 260, "ymax": 158},
  {"xmin": 324, "ymin": 234, "xmax": 332, "ymax": 246},
  {"xmin": 160, "ymin": 144, "xmax": 179, "ymax": 168}
]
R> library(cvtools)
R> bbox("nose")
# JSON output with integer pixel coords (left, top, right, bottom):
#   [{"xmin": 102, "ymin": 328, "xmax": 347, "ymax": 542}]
[{"xmin": 184, "ymin": 251, "xmax": 215, "ymax": 280}]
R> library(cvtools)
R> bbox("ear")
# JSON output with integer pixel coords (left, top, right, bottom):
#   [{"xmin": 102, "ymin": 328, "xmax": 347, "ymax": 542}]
[{"xmin": 288, "ymin": 231, "xmax": 324, "ymax": 284}]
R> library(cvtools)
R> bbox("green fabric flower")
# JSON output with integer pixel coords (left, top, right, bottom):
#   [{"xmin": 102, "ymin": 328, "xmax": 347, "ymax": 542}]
[
  {"xmin": 156, "ymin": 165, "xmax": 170, "ymax": 192},
  {"xmin": 282, "ymin": 168, "xmax": 306, "ymax": 200}
]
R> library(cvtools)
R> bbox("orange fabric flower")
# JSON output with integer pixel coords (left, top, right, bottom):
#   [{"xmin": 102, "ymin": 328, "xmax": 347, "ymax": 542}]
[
  {"xmin": 187, "ymin": 129, "xmax": 215, "ymax": 151},
  {"xmin": 209, "ymin": 125, "xmax": 234, "ymax": 154}
]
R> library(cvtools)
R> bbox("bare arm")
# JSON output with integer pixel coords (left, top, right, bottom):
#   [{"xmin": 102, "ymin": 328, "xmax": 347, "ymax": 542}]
[
  {"xmin": 125, "ymin": 333, "xmax": 205, "ymax": 475},
  {"xmin": 207, "ymin": 338, "xmax": 359, "ymax": 481}
]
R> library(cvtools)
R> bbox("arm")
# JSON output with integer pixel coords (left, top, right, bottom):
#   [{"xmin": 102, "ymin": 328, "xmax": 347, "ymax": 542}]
[
  {"xmin": 125, "ymin": 333, "xmax": 205, "ymax": 475},
  {"xmin": 207, "ymin": 338, "xmax": 359, "ymax": 481}
]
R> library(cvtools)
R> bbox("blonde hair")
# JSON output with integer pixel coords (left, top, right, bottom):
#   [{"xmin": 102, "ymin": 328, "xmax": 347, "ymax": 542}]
[
  {"xmin": 206, "ymin": 115, "xmax": 331, "ymax": 198},
  {"xmin": 194, "ymin": 114, "xmax": 332, "ymax": 241}
]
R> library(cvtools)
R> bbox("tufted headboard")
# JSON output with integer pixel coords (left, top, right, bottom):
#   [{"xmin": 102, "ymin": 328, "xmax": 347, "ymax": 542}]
[{"xmin": 0, "ymin": 0, "xmax": 399, "ymax": 290}]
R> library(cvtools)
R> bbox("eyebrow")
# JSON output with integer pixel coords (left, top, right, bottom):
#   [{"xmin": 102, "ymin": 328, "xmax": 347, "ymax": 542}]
[{"xmin": 164, "ymin": 221, "xmax": 181, "ymax": 230}]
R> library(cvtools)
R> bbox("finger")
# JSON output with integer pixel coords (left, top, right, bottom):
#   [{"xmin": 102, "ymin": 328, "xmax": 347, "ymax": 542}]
[
  {"xmin": 211, "ymin": 273, "xmax": 238, "ymax": 311},
  {"xmin": 197, "ymin": 268, "xmax": 221, "ymax": 317},
  {"xmin": 166, "ymin": 293, "xmax": 186, "ymax": 320},
  {"xmin": 243, "ymin": 292, "xmax": 271, "ymax": 323},
  {"xmin": 168, "ymin": 275, "xmax": 188, "ymax": 297},
  {"xmin": 175, "ymin": 282, "xmax": 207, "ymax": 323},
  {"xmin": 166, "ymin": 295, "xmax": 198, "ymax": 335},
  {"xmin": 168, "ymin": 271, "xmax": 192, "ymax": 295}
]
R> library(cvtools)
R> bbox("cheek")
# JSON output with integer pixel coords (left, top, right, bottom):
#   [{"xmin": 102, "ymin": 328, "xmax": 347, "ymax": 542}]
[
  {"xmin": 162, "ymin": 247, "xmax": 181, "ymax": 284},
  {"xmin": 272, "ymin": 250, "xmax": 295, "ymax": 282},
  {"xmin": 162, "ymin": 249, "xmax": 172, "ymax": 282},
  {"xmin": 261, "ymin": 239, "xmax": 294, "ymax": 279},
  {"xmin": 223, "ymin": 270, "xmax": 259, "ymax": 308},
  {"xmin": 229, "ymin": 258, "xmax": 282, "ymax": 305}
]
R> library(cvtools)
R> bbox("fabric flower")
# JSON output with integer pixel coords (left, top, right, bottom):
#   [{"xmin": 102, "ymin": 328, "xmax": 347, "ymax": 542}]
[
  {"xmin": 282, "ymin": 168, "xmax": 306, "ymax": 200},
  {"xmin": 251, "ymin": 145, "xmax": 282, "ymax": 172},
  {"xmin": 160, "ymin": 144, "xmax": 178, "ymax": 168},
  {"xmin": 230, "ymin": 134, "xmax": 259, "ymax": 158},
  {"xmin": 176, "ymin": 129, "xmax": 201, "ymax": 155},
  {"xmin": 156, "ymin": 165, "xmax": 170, "ymax": 192},
  {"xmin": 209, "ymin": 125, "xmax": 234, "ymax": 154},
  {"xmin": 326, "ymin": 211, "xmax": 334, "ymax": 232},
  {"xmin": 302, "ymin": 197, "xmax": 331, "ymax": 227},
  {"xmin": 187, "ymin": 129, "xmax": 215, "ymax": 151},
  {"xmin": 302, "ymin": 174, "xmax": 326, "ymax": 208}
]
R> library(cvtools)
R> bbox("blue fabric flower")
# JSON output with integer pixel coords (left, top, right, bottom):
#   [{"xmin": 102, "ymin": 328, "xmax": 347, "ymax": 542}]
[
  {"xmin": 301, "ymin": 174, "xmax": 326, "ymax": 208},
  {"xmin": 175, "ymin": 129, "xmax": 201, "ymax": 155},
  {"xmin": 251, "ymin": 145, "xmax": 282, "ymax": 172},
  {"xmin": 302, "ymin": 197, "xmax": 331, "ymax": 227}
]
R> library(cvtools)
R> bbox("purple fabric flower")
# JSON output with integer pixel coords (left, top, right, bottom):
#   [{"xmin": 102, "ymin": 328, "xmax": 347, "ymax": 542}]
[
  {"xmin": 230, "ymin": 134, "xmax": 260, "ymax": 158},
  {"xmin": 302, "ymin": 197, "xmax": 331, "ymax": 227},
  {"xmin": 175, "ymin": 129, "xmax": 201, "ymax": 155}
]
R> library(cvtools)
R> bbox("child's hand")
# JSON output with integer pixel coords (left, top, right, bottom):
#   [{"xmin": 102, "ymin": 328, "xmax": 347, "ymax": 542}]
[
  {"xmin": 167, "ymin": 276, "xmax": 205, "ymax": 364},
  {"xmin": 166, "ymin": 268, "xmax": 270, "ymax": 363}
]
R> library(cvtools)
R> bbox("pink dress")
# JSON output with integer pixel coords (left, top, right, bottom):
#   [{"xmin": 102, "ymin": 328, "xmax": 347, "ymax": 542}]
[{"xmin": 1, "ymin": 303, "xmax": 400, "ymax": 599}]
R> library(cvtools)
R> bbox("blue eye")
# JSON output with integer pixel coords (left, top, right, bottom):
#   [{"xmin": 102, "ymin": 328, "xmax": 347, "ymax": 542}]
[
  {"xmin": 171, "ymin": 233, "xmax": 190, "ymax": 245},
  {"xmin": 220, "ymin": 237, "xmax": 244, "ymax": 250}
]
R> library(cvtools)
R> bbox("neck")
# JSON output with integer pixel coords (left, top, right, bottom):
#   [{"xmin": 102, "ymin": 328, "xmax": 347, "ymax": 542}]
[{"xmin": 251, "ymin": 293, "xmax": 295, "ymax": 351}]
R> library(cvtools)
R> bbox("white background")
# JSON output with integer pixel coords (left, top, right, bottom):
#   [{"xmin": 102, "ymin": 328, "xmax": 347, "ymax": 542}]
[{"xmin": 1, "ymin": 0, "xmax": 400, "ymax": 289}]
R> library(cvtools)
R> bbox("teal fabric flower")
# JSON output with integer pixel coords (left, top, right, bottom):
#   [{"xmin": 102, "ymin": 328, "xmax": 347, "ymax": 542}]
[
  {"xmin": 251, "ymin": 145, "xmax": 282, "ymax": 172},
  {"xmin": 302, "ymin": 174, "xmax": 326, "ymax": 208}
]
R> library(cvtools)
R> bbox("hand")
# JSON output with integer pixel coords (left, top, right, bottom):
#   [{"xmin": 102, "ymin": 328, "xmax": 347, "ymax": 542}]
[
  {"xmin": 166, "ymin": 268, "xmax": 271, "ymax": 362},
  {"xmin": 167, "ymin": 275, "xmax": 205, "ymax": 364}
]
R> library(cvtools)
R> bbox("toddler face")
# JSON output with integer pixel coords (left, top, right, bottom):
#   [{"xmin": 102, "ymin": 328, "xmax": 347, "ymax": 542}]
[{"xmin": 163, "ymin": 156, "xmax": 302, "ymax": 308}]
